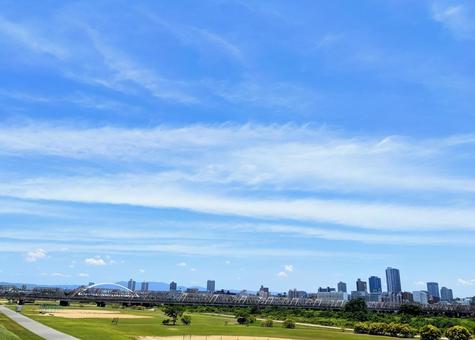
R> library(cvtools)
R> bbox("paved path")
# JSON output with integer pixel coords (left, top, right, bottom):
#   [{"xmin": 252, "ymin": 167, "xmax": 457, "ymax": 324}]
[{"xmin": 0, "ymin": 305, "xmax": 77, "ymax": 340}]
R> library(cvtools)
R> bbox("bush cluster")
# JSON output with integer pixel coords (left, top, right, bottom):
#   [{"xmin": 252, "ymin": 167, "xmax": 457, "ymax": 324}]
[
  {"xmin": 354, "ymin": 322, "xmax": 416, "ymax": 338},
  {"xmin": 445, "ymin": 325, "xmax": 472, "ymax": 340},
  {"xmin": 420, "ymin": 325, "xmax": 442, "ymax": 340}
]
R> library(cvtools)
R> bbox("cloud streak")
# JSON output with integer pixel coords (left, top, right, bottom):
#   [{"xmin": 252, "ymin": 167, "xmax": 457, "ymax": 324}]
[{"xmin": 1, "ymin": 123, "xmax": 475, "ymax": 235}]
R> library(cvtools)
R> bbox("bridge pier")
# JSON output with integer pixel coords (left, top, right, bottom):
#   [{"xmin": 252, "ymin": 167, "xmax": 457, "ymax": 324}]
[{"xmin": 96, "ymin": 301, "xmax": 106, "ymax": 308}]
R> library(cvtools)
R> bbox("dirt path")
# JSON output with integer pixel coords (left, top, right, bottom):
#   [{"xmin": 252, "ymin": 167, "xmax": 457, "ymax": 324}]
[{"xmin": 203, "ymin": 313, "xmax": 353, "ymax": 331}]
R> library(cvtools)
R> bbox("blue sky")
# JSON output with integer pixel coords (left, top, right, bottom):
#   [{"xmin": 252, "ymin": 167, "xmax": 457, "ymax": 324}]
[{"xmin": 0, "ymin": 0, "xmax": 475, "ymax": 297}]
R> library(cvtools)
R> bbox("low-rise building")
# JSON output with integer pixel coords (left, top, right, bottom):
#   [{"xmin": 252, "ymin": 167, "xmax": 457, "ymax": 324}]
[{"xmin": 413, "ymin": 291, "xmax": 429, "ymax": 305}]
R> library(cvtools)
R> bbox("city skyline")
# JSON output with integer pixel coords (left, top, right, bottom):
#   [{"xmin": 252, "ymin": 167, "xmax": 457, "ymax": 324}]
[
  {"xmin": 8, "ymin": 266, "xmax": 468, "ymax": 300},
  {"xmin": 0, "ymin": 1, "xmax": 475, "ymax": 297}
]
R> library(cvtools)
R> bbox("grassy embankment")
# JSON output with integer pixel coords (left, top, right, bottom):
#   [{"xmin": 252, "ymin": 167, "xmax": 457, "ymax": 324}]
[{"xmin": 0, "ymin": 312, "xmax": 42, "ymax": 340}]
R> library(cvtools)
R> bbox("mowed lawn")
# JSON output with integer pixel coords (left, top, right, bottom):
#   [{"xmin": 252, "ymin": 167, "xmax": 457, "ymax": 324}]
[
  {"xmin": 11, "ymin": 303, "xmax": 389, "ymax": 340},
  {"xmin": 0, "ymin": 313, "xmax": 42, "ymax": 340}
]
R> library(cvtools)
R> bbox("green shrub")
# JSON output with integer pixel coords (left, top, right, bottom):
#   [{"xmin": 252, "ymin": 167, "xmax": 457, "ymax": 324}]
[
  {"xmin": 354, "ymin": 322, "xmax": 370, "ymax": 334},
  {"xmin": 282, "ymin": 319, "xmax": 296, "ymax": 329},
  {"xmin": 399, "ymin": 324, "xmax": 417, "ymax": 338},
  {"xmin": 368, "ymin": 322, "xmax": 389, "ymax": 335},
  {"xmin": 261, "ymin": 319, "xmax": 273, "ymax": 327},
  {"xmin": 353, "ymin": 322, "xmax": 416, "ymax": 338},
  {"xmin": 237, "ymin": 316, "xmax": 248, "ymax": 324},
  {"xmin": 420, "ymin": 325, "xmax": 442, "ymax": 340},
  {"xmin": 446, "ymin": 325, "xmax": 472, "ymax": 340}
]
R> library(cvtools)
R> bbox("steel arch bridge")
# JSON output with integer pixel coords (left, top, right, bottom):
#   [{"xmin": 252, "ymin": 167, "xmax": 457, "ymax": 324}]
[{"xmin": 69, "ymin": 282, "xmax": 139, "ymax": 298}]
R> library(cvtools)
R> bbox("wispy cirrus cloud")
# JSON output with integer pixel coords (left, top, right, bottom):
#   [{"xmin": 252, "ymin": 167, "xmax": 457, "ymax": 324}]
[
  {"xmin": 1, "ymin": 123, "xmax": 475, "ymax": 235},
  {"xmin": 142, "ymin": 12, "xmax": 244, "ymax": 63},
  {"xmin": 432, "ymin": 2, "xmax": 475, "ymax": 40},
  {"xmin": 0, "ymin": 17, "xmax": 68, "ymax": 59}
]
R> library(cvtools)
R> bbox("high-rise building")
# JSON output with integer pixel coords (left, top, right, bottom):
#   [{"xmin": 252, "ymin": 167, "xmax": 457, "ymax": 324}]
[
  {"xmin": 440, "ymin": 287, "xmax": 453, "ymax": 302},
  {"xmin": 141, "ymin": 281, "xmax": 149, "ymax": 292},
  {"xmin": 169, "ymin": 281, "xmax": 177, "ymax": 292},
  {"xmin": 337, "ymin": 281, "xmax": 347, "ymax": 293},
  {"xmin": 427, "ymin": 282, "xmax": 440, "ymax": 299},
  {"xmin": 356, "ymin": 278, "xmax": 367, "ymax": 292},
  {"xmin": 207, "ymin": 280, "xmax": 216, "ymax": 292},
  {"xmin": 386, "ymin": 267, "xmax": 402, "ymax": 293},
  {"xmin": 288, "ymin": 289, "xmax": 307, "ymax": 299},
  {"xmin": 127, "ymin": 278, "xmax": 136, "ymax": 291},
  {"xmin": 258, "ymin": 285, "xmax": 270, "ymax": 298},
  {"xmin": 369, "ymin": 276, "xmax": 382, "ymax": 293}
]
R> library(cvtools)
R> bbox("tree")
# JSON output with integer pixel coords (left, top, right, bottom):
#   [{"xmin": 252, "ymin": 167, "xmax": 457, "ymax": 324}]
[
  {"xmin": 420, "ymin": 325, "xmax": 442, "ymax": 340},
  {"xmin": 399, "ymin": 304, "xmax": 422, "ymax": 316},
  {"xmin": 344, "ymin": 298, "xmax": 369, "ymax": 321},
  {"xmin": 163, "ymin": 305, "xmax": 184, "ymax": 325},
  {"xmin": 181, "ymin": 314, "xmax": 192, "ymax": 326},
  {"xmin": 344, "ymin": 298, "xmax": 368, "ymax": 313},
  {"xmin": 446, "ymin": 326, "xmax": 472, "ymax": 340},
  {"xmin": 235, "ymin": 310, "xmax": 251, "ymax": 325},
  {"xmin": 282, "ymin": 319, "xmax": 296, "ymax": 329}
]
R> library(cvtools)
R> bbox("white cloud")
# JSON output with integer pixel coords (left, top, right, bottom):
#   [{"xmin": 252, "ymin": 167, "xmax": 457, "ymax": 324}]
[
  {"xmin": 277, "ymin": 271, "xmax": 288, "ymax": 277},
  {"xmin": 0, "ymin": 17, "xmax": 68, "ymax": 59},
  {"xmin": 51, "ymin": 272, "xmax": 70, "ymax": 277},
  {"xmin": 4, "ymin": 174, "xmax": 475, "ymax": 232},
  {"xmin": 190, "ymin": 267, "xmax": 197, "ymax": 272},
  {"xmin": 84, "ymin": 257, "xmax": 106, "ymax": 266},
  {"xmin": 177, "ymin": 262, "xmax": 187, "ymax": 267},
  {"xmin": 414, "ymin": 281, "xmax": 425, "ymax": 286},
  {"xmin": 432, "ymin": 2, "xmax": 475, "ymax": 40},
  {"xmin": 139, "ymin": 269, "xmax": 145, "ymax": 273},
  {"xmin": 1, "ymin": 123, "xmax": 475, "ymax": 239},
  {"xmin": 457, "ymin": 278, "xmax": 475, "ymax": 286},
  {"xmin": 284, "ymin": 264, "xmax": 294, "ymax": 272},
  {"xmin": 78, "ymin": 273, "xmax": 89, "ymax": 277},
  {"xmin": 25, "ymin": 248, "xmax": 47, "ymax": 262},
  {"xmin": 144, "ymin": 13, "xmax": 244, "ymax": 63}
]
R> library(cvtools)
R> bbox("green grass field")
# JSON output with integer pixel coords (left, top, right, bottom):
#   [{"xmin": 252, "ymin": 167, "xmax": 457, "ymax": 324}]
[
  {"xmin": 6, "ymin": 303, "xmax": 390, "ymax": 340},
  {"xmin": 0, "ymin": 313, "xmax": 42, "ymax": 340}
]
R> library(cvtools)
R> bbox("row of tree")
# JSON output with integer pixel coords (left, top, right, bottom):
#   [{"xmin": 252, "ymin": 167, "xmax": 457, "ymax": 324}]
[{"xmin": 354, "ymin": 322, "xmax": 472, "ymax": 340}]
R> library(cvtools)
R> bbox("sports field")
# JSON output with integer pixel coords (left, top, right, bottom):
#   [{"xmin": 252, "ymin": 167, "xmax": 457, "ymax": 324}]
[{"xmin": 2, "ymin": 303, "xmax": 389, "ymax": 340}]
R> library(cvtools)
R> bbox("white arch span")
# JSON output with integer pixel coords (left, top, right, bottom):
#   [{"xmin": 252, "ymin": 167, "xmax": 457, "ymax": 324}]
[{"xmin": 71, "ymin": 282, "xmax": 139, "ymax": 298}]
